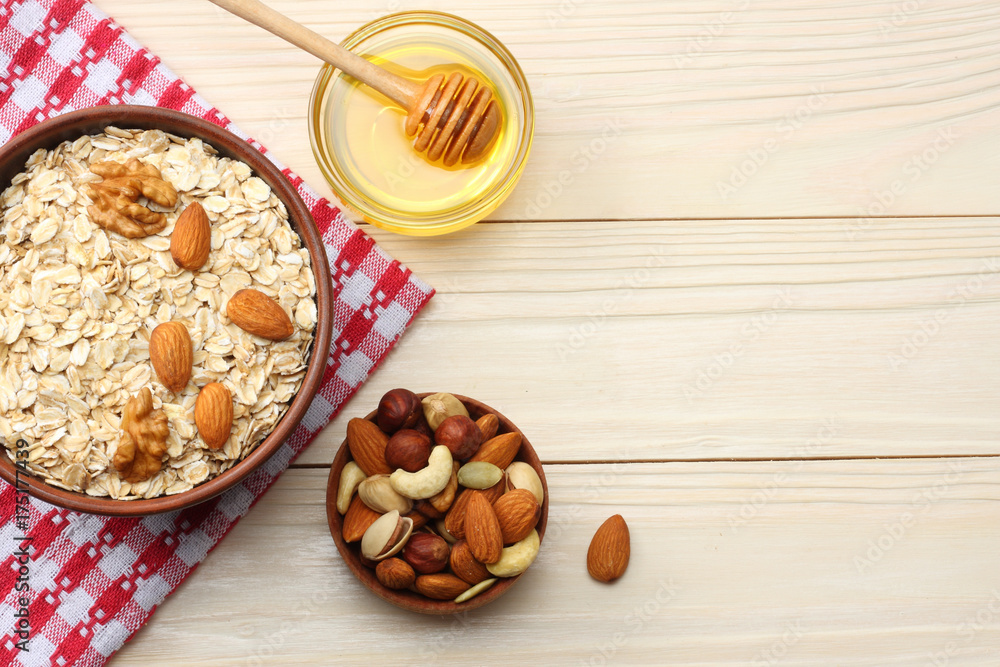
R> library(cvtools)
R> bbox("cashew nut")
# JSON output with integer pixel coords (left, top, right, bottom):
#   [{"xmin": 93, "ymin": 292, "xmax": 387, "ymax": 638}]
[
  {"xmin": 336, "ymin": 461, "xmax": 366, "ymax": 514},
  {"xmin": 486, "ymin": 529, "xmax": 540, "ymax": 578},
  {"xmin": 390, "ymin": 445, "xmax": 453, "ymax": 499}
]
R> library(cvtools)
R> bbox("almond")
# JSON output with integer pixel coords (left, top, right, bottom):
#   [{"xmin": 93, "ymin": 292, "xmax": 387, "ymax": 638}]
[
  {"xmin": 226, "ymin": 288, "xmax": 294, "ymax": 341},
  {"xmin": 428, "ymin": 461, "xmax": 460, "ymax": 513},
  {"xmin": 414, "ymin": 573, "xmax": 470, "ymax": 600},
  {"xmin": 149, "ymin": 321, "xmax": 192, "ymax": 393},
  {"xmin": 346, "ymin": 418, "xmax": 392, "ymax": 476},
  {"xmin": 375, "ymin": 558, "xmax": 416, "ymax": 590},
  {"xmin": 405, "ymin": 510, "xmax": 430, "ymax": 531},
  {"xmin": 587, "ymin": 514, "xmax": 630, "ymax": 583},
  {"xmin": 469, "ymin": 432, "xmax": 521, "ymax": 469},
  {"xmin": 449, "ymin": 539, "xmax": 491, "ymax": 585},
  {"xmin": 464, "ymin": 491, "xmax": 503, "ymax": 565},
  {"xmin": 475, "ymin": 413, "xmax": 499, "ymax": 442},
  {"xmin": 414, "ymin": 500, "xmax": 443, "ymax": 520},
  {"xmin": 444, "ymin": 487, "xmax": 473, "ymax": 539},
  {"xmin": 492, "ymin": 488, "xmax": 540, "ymax": 544},
  {"xmin": 195, "ymin": 382, "xmax": 233, "ymax": 450},
  {"xmin": 169, "ymin": 201, "xmax": 211, "ymax": 271},
  {"xmin": 482, "ymin": 477, "xmax": 506, "ymax": 505},
  {"xmin": 444, "ymin": 479, "xmax": 503, "ymax": 540},
  {"xmin": 342, "ymin": 495, "xmax": 381, "ymax": 543}
]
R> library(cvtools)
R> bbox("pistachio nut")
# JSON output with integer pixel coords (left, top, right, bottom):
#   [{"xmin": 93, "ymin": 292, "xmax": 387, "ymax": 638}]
[
  {"xmin": 359, "ymin": 474, "xmax": 414, "ymax": 515},
  {"xmin": 421, "ymin": 392, "xmax": 469, "ymax": 431},
  {"xmin": 336, "ymin": 461, "xmax": 366, "ymax": 515},
  {"xmin": 454, "ymin": 577, "xmax": 497, "ymax": 603},
  {"xmin": 390, "ymin": 445, "xmax": 453, "ymax": 499},
  {"xmin": 486, "ymin": 529, "xmax": 540, "ymax": 578},
  {"xmin": 360, "ymin": 510, "xmax": 414, "ymax": 561},
  {"xmin": 457, "ymin": 461, "xmax": 503, "ymax": 490},
  {"xmin": 506, "ymin": 461, "xmax": 544, "ymax": 505}
]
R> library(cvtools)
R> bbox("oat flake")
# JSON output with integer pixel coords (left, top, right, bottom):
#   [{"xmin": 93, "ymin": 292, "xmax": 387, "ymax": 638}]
[{"xmin": 0, "ymin": 128, "xmax": 318, "ymax": 499}]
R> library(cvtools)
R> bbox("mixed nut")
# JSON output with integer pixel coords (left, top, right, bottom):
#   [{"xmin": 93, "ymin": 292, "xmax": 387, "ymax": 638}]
[{"xmin": 336, "ymin": 389, "xmax": 545, "ymax": 604}]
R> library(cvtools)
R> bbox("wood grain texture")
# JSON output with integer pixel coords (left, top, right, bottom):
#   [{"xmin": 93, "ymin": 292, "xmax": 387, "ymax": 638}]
[
  {"xmin": 115, "ymin": 463, "xmax": 1000, "ymax": 665},
  {"xmin": 98, "ymin": 0, "xmax": 1000, "ymax": 220},
  {"xmin": 84, "ymin": 1, "xmax": 1000, "ymax": 664},
  {"xmin": 296, "ymin": 218, "xmax": 1000, "ymax": 464}
]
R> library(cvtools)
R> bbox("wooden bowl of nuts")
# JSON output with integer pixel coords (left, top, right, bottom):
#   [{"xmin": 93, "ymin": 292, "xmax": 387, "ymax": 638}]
[
  {"xmin": 0, "ymin": 106, "xmax": 332, "ymax": 515},
  {"xmin": 327, "ymin": 390, "xmax": 548, "ymax": 613}
]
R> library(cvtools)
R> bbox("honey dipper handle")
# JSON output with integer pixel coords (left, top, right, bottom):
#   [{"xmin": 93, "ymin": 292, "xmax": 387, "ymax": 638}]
[{"xmin": 207, "ymin": 0, "xmax": 421, "ymax": 108}]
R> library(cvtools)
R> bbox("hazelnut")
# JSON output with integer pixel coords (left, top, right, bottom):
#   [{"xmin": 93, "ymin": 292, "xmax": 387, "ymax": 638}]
[
  {"xmin": 434, "ymin": 415, "xmax": 482, "ymax": 461},
  {"xmin": 375, "ymin": 557, "xmax": 416, "ymax": 589},
  {"xmin": 412, "ymin": 414, "xmax": 434, "ymax": 439},
  {"xmin": 377, "ymin": 388, "xmax": 422, "ymax": 434},
  {"xmin": 385, "ymin": 429, "xmax": 433, "ymax": 472},
  {"xmin": 402, "ymin": 532, "xmax": 451, "ymax": 574}
]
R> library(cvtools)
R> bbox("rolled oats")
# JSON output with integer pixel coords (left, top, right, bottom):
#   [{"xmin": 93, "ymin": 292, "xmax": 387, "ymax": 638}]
[{"xmin": 0, "ymin": 127, "xmax": 318, "ymax": 499}]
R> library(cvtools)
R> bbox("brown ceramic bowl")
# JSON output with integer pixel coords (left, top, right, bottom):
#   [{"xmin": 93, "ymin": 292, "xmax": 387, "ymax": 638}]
[
  {"xmin": 327, "ymin": 393, "xmax": 548, "ymax": 614},
  {"xmin": 0, "ymin": 106, "xmax": 332, "ymax": 516}
]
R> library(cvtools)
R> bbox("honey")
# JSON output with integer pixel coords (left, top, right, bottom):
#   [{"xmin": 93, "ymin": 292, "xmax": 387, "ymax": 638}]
[{"xmin": 310, "ymin": 12, "xmax": 533, "ymax": 236}]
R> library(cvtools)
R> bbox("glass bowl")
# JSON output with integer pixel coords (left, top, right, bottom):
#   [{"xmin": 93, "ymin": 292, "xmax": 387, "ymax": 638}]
[{"xmin": 309, "ymin": 12, "xmax": 533, "ymax": 236}]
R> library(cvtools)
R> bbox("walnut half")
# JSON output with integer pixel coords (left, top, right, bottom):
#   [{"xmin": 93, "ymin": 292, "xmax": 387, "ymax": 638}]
[
  {"xmin": 85, "ymin": 158, "xmax": 178, "ymax": 238},
  {"xmin": 113, "ymin": 387, "xmax": 170, "ymax": 484}
]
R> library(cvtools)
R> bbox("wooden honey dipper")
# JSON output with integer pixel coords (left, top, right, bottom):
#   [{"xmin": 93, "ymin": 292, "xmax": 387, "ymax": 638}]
[{"xmin": 209, "ymin": 0, "xmax": 502, "ymax": 166}]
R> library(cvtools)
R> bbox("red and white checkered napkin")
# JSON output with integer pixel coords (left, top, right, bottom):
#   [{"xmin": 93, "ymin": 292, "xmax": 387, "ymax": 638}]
[{"xmin": 0, "ymin": 1, "xmax": 434, "ymax": 665}]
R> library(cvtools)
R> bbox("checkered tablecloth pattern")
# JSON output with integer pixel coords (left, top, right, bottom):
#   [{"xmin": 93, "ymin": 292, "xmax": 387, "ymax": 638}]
[{"xmin": 0, "ymin": 1, "xmax": 434, "ymax": 665}]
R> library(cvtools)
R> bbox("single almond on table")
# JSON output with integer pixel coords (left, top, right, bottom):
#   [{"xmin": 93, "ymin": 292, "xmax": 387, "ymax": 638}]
[
  {"xmin": 492, "ymin": 488, "xmax": 541, "ymax": 544},
  {"xmin": 469, "ymin": 431, "xmax": 522, "ymax": 469},
  {"xmin": 226, "ymin": 288, "xmax": 294, "ymax": 341},
  {"xmin": 587, "ymin": 514, "xmax": 630, "ymax": 583},
  {"xmin": 170, "ymin": 201, "xmax": 211, "ymax": 271},
  {"xmin": 346, "ymin": 418, "xmax": 392, "ymax": 476},
  {"xmin": 342, "ymin": 495, "xmax": 382, "ymax": 543},
  {"xmin": 195, "ymin": 382, "xmax": 233, "ymax": 450},
  {"xmin": 464, "ymin": 490, "xmax": 503, "ymax": 565},
  {"xmin": 149, "ymin": 321, "xmax": 192, "ymax": 393}
]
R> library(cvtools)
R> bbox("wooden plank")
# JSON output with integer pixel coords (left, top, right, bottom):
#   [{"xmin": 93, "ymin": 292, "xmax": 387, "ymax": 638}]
[
  {"xmin": 97, "ymin": 0, "xmax": 1000, "ymax": 220},
  {"xmin": 114, "ymin": 460, "xmax": 1000, "ymax": 665},
  {"xmin": 293, "ymin": 218, "xmax": 1000, "ymax": 464}
]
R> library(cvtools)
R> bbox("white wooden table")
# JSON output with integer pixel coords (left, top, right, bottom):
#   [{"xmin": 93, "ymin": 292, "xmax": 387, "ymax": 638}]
[{"xmin": 105, "ymin": 1, "xmax": 1000, "ymax": 664}]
